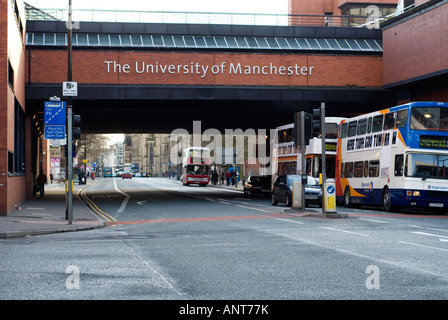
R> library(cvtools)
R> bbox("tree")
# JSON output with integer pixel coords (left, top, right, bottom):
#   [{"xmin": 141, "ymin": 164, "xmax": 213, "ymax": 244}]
[{"xmin": 75, "ymin": 134, "xmax": 111, "ymax": 174}]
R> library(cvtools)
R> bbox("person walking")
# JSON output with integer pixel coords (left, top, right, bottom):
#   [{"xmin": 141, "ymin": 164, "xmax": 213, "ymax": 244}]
[
  {"xmin": 225, "ymin": 170, "xmax": 230, "ymax": 186},
  {"xmin": 36, "ymin": 169, "xmax": 47, "ymax": 198}
]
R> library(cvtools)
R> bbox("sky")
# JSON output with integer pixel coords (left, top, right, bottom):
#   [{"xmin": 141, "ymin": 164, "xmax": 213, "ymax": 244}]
[{"xmin": 25, "ymin": 0, "xmax": 288, "ymax": 15}]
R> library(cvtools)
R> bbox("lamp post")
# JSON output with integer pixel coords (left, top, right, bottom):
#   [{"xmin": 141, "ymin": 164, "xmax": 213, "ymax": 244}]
[{"xmin": 65, "ymin": 0, "xmax": 74, "ymax": 224}]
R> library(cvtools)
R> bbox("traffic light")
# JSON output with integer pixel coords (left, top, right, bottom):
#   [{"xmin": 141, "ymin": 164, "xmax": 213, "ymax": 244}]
[
  {"xmin": 312, "ymin": 108, "xmax": 321, "ymax": 138},
  {"xmin": 72, "ymin": 114, "xmax": 81, "ymax": 139},
  {"xmin": 293, "ymin": 112, "xmax": 312, "ymax": 146}
]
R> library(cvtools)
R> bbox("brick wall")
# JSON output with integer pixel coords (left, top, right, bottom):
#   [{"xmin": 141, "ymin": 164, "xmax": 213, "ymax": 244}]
[
  {"xmin": 27, "ymin": 50, "xmax": 383, "ymax": 88},
  {"xmin": 383, "ymin": 1, "xmax": 448, "ymax": 86},
  {"xmin": 0, "ymin": 0, "xmax": 28, "ymax": 215}
]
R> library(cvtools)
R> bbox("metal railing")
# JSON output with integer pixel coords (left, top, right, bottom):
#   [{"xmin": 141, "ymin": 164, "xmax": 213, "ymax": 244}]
[
  {"xmin": 25, "ymin": 5, "xmax": 416, "ymax": 28},
  {"xmin": 25, "ymin": 7, "xmax": 378, "ymax": 28}
]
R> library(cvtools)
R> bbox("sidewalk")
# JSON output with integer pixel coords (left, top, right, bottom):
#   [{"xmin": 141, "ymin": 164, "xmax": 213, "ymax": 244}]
[
  {"xmin": 0, "ymin": 179, "xmax": 105, "ymax": 239},
  {"xmin": 207, "ymin": 180, "xmax": 244, "ymax": 192}
]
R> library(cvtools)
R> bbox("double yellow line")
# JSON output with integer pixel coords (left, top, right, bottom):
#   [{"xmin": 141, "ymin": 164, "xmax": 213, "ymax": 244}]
[{"xmin": 78, "ymin": 184, "xmax": 117, "ymax": 223}]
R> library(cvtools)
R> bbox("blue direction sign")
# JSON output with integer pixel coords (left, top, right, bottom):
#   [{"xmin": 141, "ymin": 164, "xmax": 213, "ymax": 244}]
[
  {"xmin": 44, "ymin": 125, "xmax": 66, "ymax": 139},
  {"xmin": 44, "ymin": 101, "xmax": 66, "ymax": 125}
]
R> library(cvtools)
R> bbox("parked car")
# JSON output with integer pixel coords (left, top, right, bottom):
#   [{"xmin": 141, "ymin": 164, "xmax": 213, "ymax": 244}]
[
  {"xmin": 121, "ymin": 171, "xmax": 132, "ymax": 179},
  {"xmin": 271, "ymin": 175, "xmax": 322, "ymax": 207},
  {"xmin": 243, "ymin": 175, "xmax": 271, "ymax": 197}
]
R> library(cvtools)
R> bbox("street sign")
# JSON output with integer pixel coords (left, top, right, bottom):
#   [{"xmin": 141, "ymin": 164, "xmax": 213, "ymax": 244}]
[
  {"xmin": 44, "ymin": 125, "xmax": 66, "ymax": 139},
  {"xmin": 44, "ymin": 101, "xmax": 66, "ymax": 125},
  {"xmin": 63, "ymin": 81, "xmax": 78, "ymax": 96}
]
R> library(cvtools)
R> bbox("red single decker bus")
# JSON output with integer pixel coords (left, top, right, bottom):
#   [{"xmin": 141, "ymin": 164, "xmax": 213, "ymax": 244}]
[{"xmin": 181, "ymin": 147, "xmax": 210, "ymax": 186}]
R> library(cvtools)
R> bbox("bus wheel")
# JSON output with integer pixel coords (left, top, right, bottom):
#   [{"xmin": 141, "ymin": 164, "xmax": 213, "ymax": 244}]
[
  {"xmin": 382, "ymin": 187, "xmax": 392, "ymax": 212},
  {"xmin": 344, "ymin": 187, "xmax": 351, "ymax": 207}
]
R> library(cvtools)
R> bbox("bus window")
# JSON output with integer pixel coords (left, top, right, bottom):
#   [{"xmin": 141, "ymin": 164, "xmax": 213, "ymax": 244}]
[
  {"xmin": 369, "ymin": 160, "xmax": 380, "ymax": 177},
  {"xmin": 383, "ymin": 112, "xmax": 395, "ymax": 130},
  {"xmin": 396, "ymin": 109, "xmax": 408, "ymax": 128},
  {"xmin": 354, "ymin": 161, "xmax": 364, "ymax": 177},
  {"xmin": 411, "ymin": 108, "xmax": 448, "ymax": 130},
  {"xmin": 344, "ymin": 162, "xmax": 354, "ymax": 178},
  {"xmin": 364, "ymin": 161, "xmax": 369, "ymax": 177},
  {"xmin": 405, "ymin": 153, "xmax": 448, "ymax": 179},
  {"xmin": 340, "ymin": 123, "xmax": 348, "ymax": 138},
  {"xmin": 357, "ymin": 118, "xmax": 367, "ymax": 135},
  {"xmin": 394, "ymin": 154, "xmax": 404, "ymax": 176},
  {"xmin": 325, "ymin": 123, "xmax": 339, "ymax": 139},
  {"xmin": 348, "ymin": 121, "xmax": 357, "ymax": 137},
  {"xmin": 367, "ymin": 117, "xmax": 372, "ymax": 133},
  {"xmin": 372, "ymin": 115, "xmax": 383, "ymax": 133}
]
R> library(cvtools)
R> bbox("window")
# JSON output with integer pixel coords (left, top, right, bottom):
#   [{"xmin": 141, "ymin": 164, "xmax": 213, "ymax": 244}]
[
  {"xmin": 410, "ymin": 107, "xmax": 448, "ymax": 131},
  {"xmin": 384, "ymin": 112, "xmax": 395, "ymax": 130},
  {"xmin": 278, "ymin": 128, "xmax": 293, "ymax": 143},
  {"xmin": 348, "ymin": 121, "xmax": 357, "ymax": 137},
  {"xmin": 354, "ymin": 161, "xmax": 364, "ymax": 177},
  {"xmin": 325, "ymin": 123, "xmax": 339, "ymax": 139},
  {"xmin": 369, "ymin": 160, "xmax": 380, "ymax": 177},
  {"xmin": 405, "ymin": 153, "xmax": 448, "ymax": 179},
  {"xmin": 372, "ymin": 115, "xmax": 383, "ymax": 132},
  {"xmin": 14, "ymin": 99, "xmax": 25, "ymax": 174},
  {"xmin": 8, "ymin": 151, "xmax": 14, "ymax": 174},
  {"xmin": 357, "ymin": 118, "xmax": 367, "ymax": 135},
  {"xmin": 340, "ymin": 123, "xmax": 348, "ymax": 138},
  {"xmin": 344, "ymin": 162, "xmax": 354, "ymax": 178},
  {"xmin": 394, "ymin": 154, "xmax": 404, "ymax": 176},
  {"xmin": 396, "ymin": 109, "xmax": 408, "ymax": 128},
  {"xmin": 8, "ymin": 60, "xmax": 14, "ymax": 90},
  {"xmin": 364, "ymin": 160, "xmax": 369, "ymax": 177},
  {"xmin": 367, "ymin": 117, "xmax": 372, "ymax": 133}
]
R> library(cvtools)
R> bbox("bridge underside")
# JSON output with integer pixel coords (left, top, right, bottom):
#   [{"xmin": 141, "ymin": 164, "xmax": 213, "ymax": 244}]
[{"xmin": 26, "ymin": 84, "xmax": 401, "ymax": 134}]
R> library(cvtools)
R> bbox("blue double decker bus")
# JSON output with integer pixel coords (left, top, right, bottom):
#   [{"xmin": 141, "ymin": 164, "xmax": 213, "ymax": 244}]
[{"xmin": 336, "ymin": 101, "xmax": 448, "ymax": 212}]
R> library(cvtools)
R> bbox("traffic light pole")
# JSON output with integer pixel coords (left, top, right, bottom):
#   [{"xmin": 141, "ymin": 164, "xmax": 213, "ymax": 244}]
[
  {"xmin": 66, "ymin": 0, "xmax": 73, "ymax": 224},
  {"xmin": 320, "ymin": 102, "xmax": 326, "ymax": 213},
  {"xmin": 300, "ymin": 111, "xmax": 306, "ymax": 211}
]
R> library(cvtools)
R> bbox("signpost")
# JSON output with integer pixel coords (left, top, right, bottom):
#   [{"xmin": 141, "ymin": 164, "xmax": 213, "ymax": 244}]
[
  {"xmin": 44, "ymin": 100, "xmax": 66, "ymax": 140},
  {"xmin": 63, "ymin": 81, "xmax": 78, "ymax": 97},
  {"xmin": 44, "ymin": 125, "xmax": 66, "ymax": 140}
]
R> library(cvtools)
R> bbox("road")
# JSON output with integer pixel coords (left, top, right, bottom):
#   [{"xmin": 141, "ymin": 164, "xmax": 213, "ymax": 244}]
[{"xmin": 1, "ymin": 177, "xmax": 448, "ymax": 304}]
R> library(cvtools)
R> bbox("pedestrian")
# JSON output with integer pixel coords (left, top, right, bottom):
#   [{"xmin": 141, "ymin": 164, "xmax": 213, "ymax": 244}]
[
  {"xmin": 221, "ymin": 170, "xmax": 225, "ymax": 185},
  {"xmin": 50, "ymin": 172, "xmax": 54, "ymax": 184},
  {"xmin": 78, "ymin": 170, "xmax": 85, "ymax": 185},
  {"xmin": 225, "ymin": 170, "xmax": 230, "ymax": 186},
  {"xmin": 36, "ymin": 169, "xmax": 47, "ymax": 198}
]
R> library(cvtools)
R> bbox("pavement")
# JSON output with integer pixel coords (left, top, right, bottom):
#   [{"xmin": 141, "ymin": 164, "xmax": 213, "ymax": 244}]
[{"xmin": 0, "ymin": 178, "xmax": 105, "ymax": 239}]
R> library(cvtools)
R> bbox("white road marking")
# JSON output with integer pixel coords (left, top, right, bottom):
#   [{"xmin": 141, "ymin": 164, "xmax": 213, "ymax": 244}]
[
  {"xmin": 114, "ymin": 179, "xmax": 131, "ymax": 213},
  {"xmin": 398, "ymin": 241, "xmax": 448, "ymax": 252},
  {"xmin": 275, "ymin": 218, "xmax": 304, "ymax": 225},
  {"xmin": 411, "ymin": 231, "xmax": 448, "ymax": 240},
  {"xmin": 320, "ymin": 226, "xmax": 368, "ymax": 237},
  {"xmin": 358, "ymin": 218, "xmax": 388, "ymax": 224}
]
